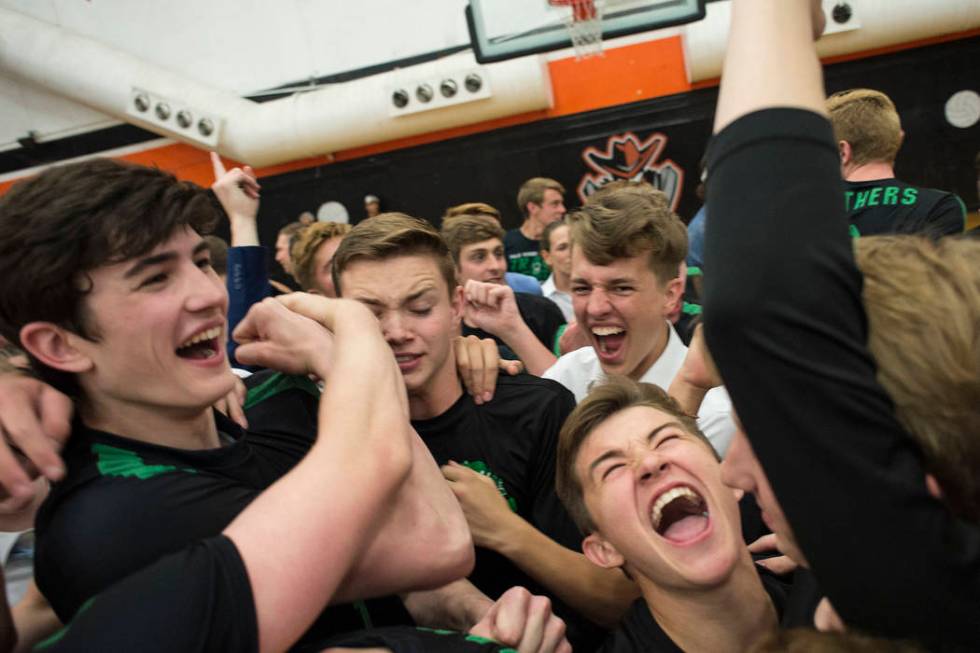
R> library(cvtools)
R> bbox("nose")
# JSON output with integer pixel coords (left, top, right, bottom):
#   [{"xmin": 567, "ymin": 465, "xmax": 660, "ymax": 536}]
[
  {"xmin": 380, "ymin": 312, "xmax": 411, "ymax": 345},
  {"xmin": 185, "ymin": 264, "xmax": 227, "ymax": 313},
  {"xmin": 586, "ymin": 288, "xmax": 612, "ymax": 319},
  {"xmin": 635, "ymin": 449, "xmax": 669, "ymax": 484}
]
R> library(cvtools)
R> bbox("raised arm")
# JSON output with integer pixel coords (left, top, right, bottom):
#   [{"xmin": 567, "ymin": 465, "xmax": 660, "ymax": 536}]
[{"xmin": 704, "ymin": 0, "xmax": 980, "ymax": 646}]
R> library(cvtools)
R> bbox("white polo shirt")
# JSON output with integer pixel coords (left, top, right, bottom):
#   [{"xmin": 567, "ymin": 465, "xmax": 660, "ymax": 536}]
[{"xmin": 543, "ymin": 323, "xmax": 735, "ymax": 455}]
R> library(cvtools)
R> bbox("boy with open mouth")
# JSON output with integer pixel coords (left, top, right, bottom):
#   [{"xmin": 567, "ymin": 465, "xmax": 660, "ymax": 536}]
[{"xmin": 556, "ymin": 377, "xmax": 799, "ymax": 652}]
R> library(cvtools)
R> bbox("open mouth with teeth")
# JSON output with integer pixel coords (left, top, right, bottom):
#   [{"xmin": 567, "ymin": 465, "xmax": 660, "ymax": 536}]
[
  {"xmin": 591, "ymin": 326, "xmax": 626, "ymax": 360},
  {"xmin": 176, "ymin": 326, "xmax": 222, "ymax": 360},
  {"xmin": 651, "ymin": 485, "xmax": 710, "ymax": 544}
]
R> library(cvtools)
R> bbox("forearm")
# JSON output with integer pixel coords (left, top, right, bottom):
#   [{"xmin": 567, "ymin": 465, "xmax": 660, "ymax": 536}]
[
  {"xmin": 402, "ymin": 579, "xmax": 493, "ymax": 631},
  {"xmin": 491, "ymin": 516, "xmax": 638, "ymax": 628},
  {"xmin": 228, "ymin": 216, "xmax": 259, "ymax": 247},
  {"xmin": 714, "ymin": 0, "xmax": 825, "ymax": 133},
  {"xmin": 11, "ymin": 582, "xmax": 59, "ymax": 653},
  {"xmin": 667, "ymin": 378, "xmax": 709, "ymax": 417}
]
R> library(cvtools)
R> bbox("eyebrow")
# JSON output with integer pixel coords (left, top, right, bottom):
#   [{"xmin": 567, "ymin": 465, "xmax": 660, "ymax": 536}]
[
  {"xmin": 352, "ymin": 285, "xmax": 436, "ymax": 308},
  {"xmin": 587, "ymin": 422, "xmax": 681, "ymax": 479},
  {"xmin": 124, "ymin": 241, "xmax": 209, "ymax": 279}
]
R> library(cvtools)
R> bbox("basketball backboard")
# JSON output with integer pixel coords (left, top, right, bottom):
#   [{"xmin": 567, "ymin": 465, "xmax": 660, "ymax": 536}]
[{"xmin": 466, "ymin": 0, "xmax": 706, "ymax": 63}]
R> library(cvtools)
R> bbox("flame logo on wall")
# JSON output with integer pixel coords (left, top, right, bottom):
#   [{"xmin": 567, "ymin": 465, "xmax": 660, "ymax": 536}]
[{"xmin": 577, "ymin": 132, "xmax": 684, "ymax": 210}]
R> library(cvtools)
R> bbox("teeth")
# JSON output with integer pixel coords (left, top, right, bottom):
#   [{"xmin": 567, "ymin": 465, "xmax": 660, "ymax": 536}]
[
  {"xmin": 651, "ymin": 486, "xmax": 701, "ymax": 531},
  {"xmin": 395, "ymin": 354, "xmax": 416, "ymax": 362},
  {"xmin": 178, "ymin": 326, "xmax": 221, "ymax": 350},
  {"xmin": 592, "ymin": 326, "xmax": 624, "ymax": 337}
]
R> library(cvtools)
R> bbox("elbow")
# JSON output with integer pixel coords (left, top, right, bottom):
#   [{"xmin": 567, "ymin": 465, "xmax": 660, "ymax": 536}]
[{"xmin": 426, "ymin": 517, "xmax": 476, "ymax": 589}]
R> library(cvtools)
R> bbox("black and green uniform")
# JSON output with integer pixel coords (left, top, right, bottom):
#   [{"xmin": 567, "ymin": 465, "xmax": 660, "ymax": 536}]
[
  {"xmin": 845, "ymin": 178, "xmax": 965, "ymax": 238},
  {"xmin": 503, "ymin": 228, "xmax": 550, "ymax": 281},
  {"xmin": 34, "ymin": 371, "xmax": 412, "ymax": 649},
  {"xmin": 34, "ymin": 536, "xmax": 518, "ymax": 653},
  {"xmin": 461, "ymin": 292, "xmax": 565, "ymax": 363},
  {"xmin": 411, "ymin": 374, "xmax": 604, "ymax": 652}
]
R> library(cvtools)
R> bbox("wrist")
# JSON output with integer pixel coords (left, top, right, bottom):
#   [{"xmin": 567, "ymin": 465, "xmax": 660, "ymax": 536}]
[{"xmin": 488, "ymin": 511, "xmax": 530, "ymax": 556}]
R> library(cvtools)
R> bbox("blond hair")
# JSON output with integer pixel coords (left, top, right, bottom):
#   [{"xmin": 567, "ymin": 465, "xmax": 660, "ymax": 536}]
[
  {"xmin": 556, "ymin": 376, "xmax": 712, "ymax": 534},
  {"xmin": 855, "ymin": 235, "xmax": 980, "ymax": 521},
  {"xmin": 290, "ymin": 221, "xmax": 351, "ymax": 292},
  {"xmin": 569, "ymin": 187, "xmax": 687, "ymax": 284},
  {"xmin": 827, "ymin": 88, "xmax": 903, "ymax": 166},
  {"xmin": 331, "ymin": 212, "xmax": 457, "ymax": 298},
  {"xmin": 517, "ymin": 177, "xmax": 565, "ymax": 219},
  {"xmin": 588, "ymin": 180, "xmax": 670, "ymax": 210},
  {"xmin": 444, "ymin": 202, "xmax": 501, "ymax": 222}
]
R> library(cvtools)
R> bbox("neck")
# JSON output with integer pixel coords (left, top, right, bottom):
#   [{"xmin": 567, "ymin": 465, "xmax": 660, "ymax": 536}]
[
  {"xmin": 520, "ymin": 218, "xmax": 543, "ymax": 241},
  {"xmin": 408, "ymin": 355, "xmax": 465, "ymax": 421},
  {"xmin": 844, "ymin": 161, "xmax": 895, "ymax": 182},
  {"xmin": 640, "ymin": 553, "xmax": 777, "ymax": 653},
  {"xmin": 629, "ymin": 322, "xmax": 671, "ymax": 381},
  {"xmin": 80, "ymin": 397, "xmax": 220, "ymax": 450}
]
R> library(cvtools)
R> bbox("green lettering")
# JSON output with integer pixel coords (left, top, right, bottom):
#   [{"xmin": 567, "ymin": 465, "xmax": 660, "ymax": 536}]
[
  {"xmin": 867, "ymin": 187, "xmax": 882, "ymax": 206},
  {"xmin": 849, "ymin": 224, "xmax": 861, "ymax": 239},
  {"xmin": 901, "ymin": 187, "xmax": 918, "ymax": 205},
  {"xmin": 844, "ymin": 190, "xmax": 854, "ymax": 211},
  {"xmin": 853, "ymin": 190, "xmax": 869, "ymax": 210},
  {"xmin": 882, "ymin": 186, "xmax": 899, "ymax": 205}
]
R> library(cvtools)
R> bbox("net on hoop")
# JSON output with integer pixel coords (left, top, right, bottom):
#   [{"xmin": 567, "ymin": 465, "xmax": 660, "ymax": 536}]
[{"xmin": 548, "ymin": 0, "xmax": 604, "ymax": 59}]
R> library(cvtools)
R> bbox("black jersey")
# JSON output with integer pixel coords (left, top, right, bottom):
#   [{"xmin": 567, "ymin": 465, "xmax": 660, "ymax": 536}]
[
  {"xmin": 319, "ymin": 626, "xmax": 522, "ymax": 652},
  {"xmin": 704, "ymin": 108, "xmax": 980, "ymax": 647},
  {"xmin": 597, "ymin": 567, "xmax": 797, "ymax": 653},
  {"xmin": 462, "ymin": 292, "xmax": 566, "ymax": 361},
  {"xmin": 34, "ymin": 371, "xmax": 411, "ymax": 643},
  {"xmin": 34, "ymin": 536, "xmax": 257, "ymax": 653},
  {"xmin": 845, "ymin": 178, "xmax": 965, "ymax": 238},
  {"xmin": 411, "ymin": 373, "xmax": 603, "ymax": 651},
  {"xmin": 504, "ymin": 228, "xmax": 550, "ymax": 281}
]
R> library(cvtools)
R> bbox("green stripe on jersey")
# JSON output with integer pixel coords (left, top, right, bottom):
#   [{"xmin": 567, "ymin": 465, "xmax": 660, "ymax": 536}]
[
  {"xmin": 244, "ymin": 372, "xmax": 320, "ymax": 410},
  {"xmin": 93, "ymin": 443, "xmax": 197, "ymax": 480},
  {"xmin": 34, "ymin": 597, "xmax": 96, "ymax": 650}
]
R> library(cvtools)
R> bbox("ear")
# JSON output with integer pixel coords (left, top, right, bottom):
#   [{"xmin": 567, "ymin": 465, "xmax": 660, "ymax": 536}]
[
  {"xmin": 19, "ymin": 322, "xmax": 94, "ymax": 374},
  {"xmin": 525, "ymin": 201, "xmax": 539, "ymax": 219},
  {"xmin": 662, "ymin": 276, "xmax": 684, "ymax": 314},
  {"xmin": 925, "ymin": 473, "xmax": 944, "ymax": 501},
  {"xmin": 838, "ymin": 140, "xmax": 852, "ymax": 166},
  {"xmin": 582, "ymin": 533, "xmax": 626, "ymax": 570}
]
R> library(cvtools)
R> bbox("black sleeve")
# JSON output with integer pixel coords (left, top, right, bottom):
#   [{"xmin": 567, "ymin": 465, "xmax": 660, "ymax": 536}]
[
  {"xmin": 526, "ymin": 384, "xmax": 582, "ymax": 552},
  {"xmin": 702, "ymin": 109, "xmax": 980, "ymax": 646},
  {"xmin": 516, "ymin": 294, "xmax": 566, "ymax": 351},
  {"xmin": 34, "ymin": 536, "xmax": 257, "ymax": 653}
]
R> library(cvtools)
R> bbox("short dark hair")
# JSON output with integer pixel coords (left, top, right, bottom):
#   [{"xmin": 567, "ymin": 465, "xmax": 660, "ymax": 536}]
[
  {"xmin": 440, "ymin": 215, "xmax": 505, "ymax": 265},
  {"xmin": 332, "ymin": 212, "xmax": 457, "ymax": 298},
  {"xmin": 0, "ymin": 158, "xmax": 219, "ymax": 394},
  {"xmin": 556, "ymin": 376, "xmax": 712, "ymax": 534}
]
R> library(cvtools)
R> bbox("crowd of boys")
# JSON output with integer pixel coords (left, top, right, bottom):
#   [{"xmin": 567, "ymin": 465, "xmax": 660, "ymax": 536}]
[{"xmin": 0, "ymin": 1, "xmax": 975, "ymax": 651}]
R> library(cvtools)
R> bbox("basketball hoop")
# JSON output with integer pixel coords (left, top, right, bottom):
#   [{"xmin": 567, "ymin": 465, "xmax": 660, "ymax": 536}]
[{"xmin": 548, "ymin": 0, "xmax": 604, "ymax": 59}]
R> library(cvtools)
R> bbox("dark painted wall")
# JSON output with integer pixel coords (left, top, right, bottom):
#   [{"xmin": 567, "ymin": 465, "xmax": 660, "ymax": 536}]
[{"xmin": 219, "ymin": 35, "xmax": 978, "ymax": 253}]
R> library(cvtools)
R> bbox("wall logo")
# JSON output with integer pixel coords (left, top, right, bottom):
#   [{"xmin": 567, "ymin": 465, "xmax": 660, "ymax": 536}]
[{"xmin": 576, "ymin": 131, "xmax": 684, "ymax": 209}]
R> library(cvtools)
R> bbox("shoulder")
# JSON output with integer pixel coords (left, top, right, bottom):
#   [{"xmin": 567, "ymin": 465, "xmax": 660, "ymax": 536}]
[
  {"xmin": 492, "ymin": 373, "xmax": 575, "ymax": 406},
  {"xmin": 546, "ymin": 346, "xmax": 599, "ymax": 377}
]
